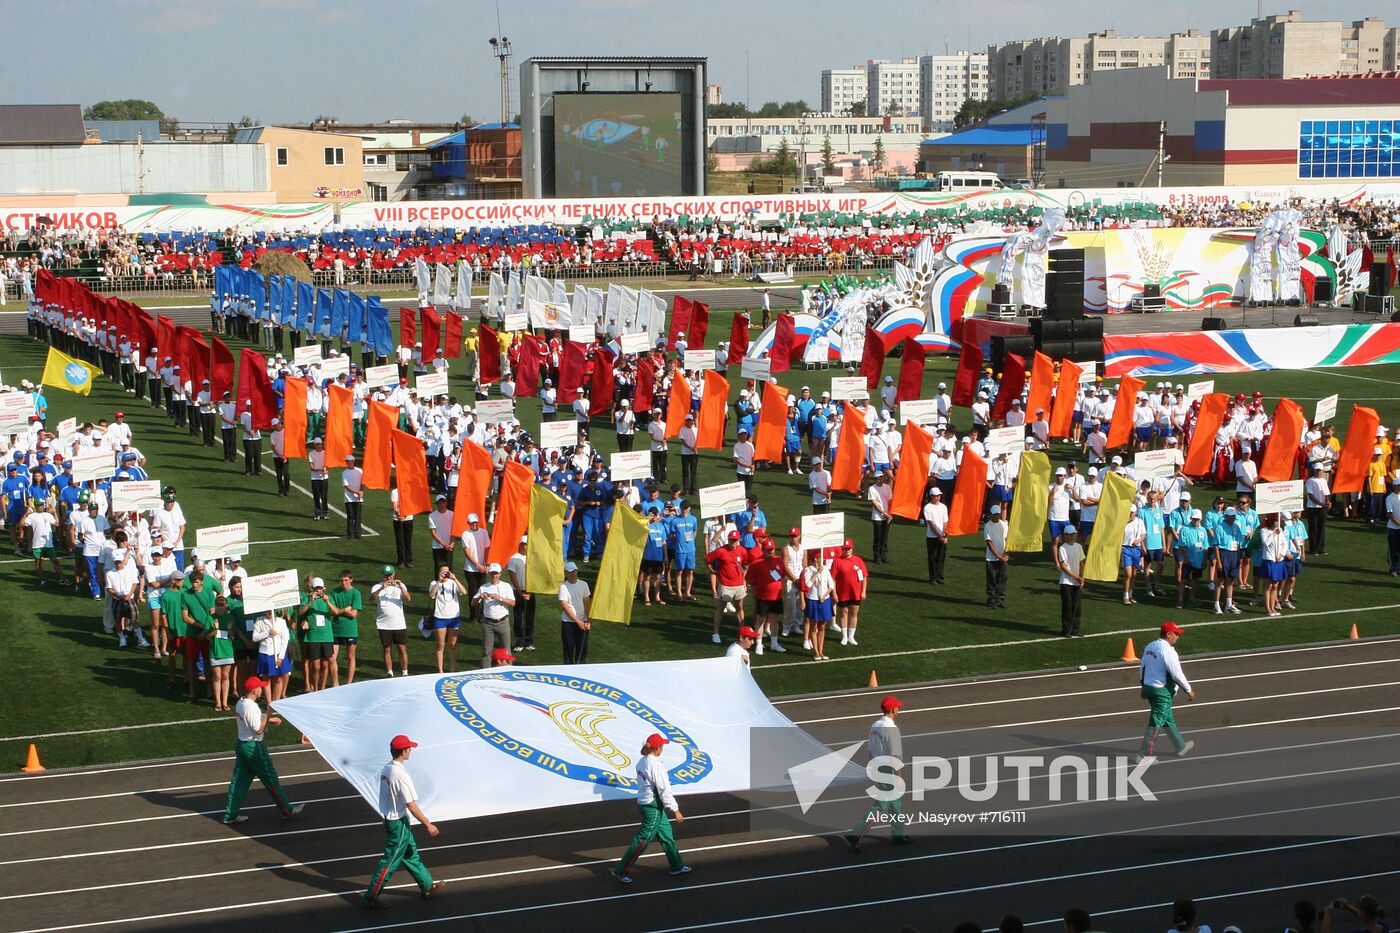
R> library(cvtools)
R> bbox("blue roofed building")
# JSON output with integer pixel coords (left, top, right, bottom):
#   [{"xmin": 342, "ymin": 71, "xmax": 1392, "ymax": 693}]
[{"xmin": 421, "ymin": 123, "xmax": 522, "ymax": 200}]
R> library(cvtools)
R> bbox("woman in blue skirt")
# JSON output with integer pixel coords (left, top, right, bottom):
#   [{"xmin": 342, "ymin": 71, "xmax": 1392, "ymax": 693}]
[{"xmin": 801, "ymin": 550, "xmax": 835, "ymax": 661}]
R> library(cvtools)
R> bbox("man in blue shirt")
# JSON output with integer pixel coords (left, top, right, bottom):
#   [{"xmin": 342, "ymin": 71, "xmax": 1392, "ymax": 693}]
[
  {"xmin": 32, "ymin": 452, "xmax": 57, "ymax": 484},
  {"xmin": 1174, "ymin": 509, "xmax": 1209, "ymax": 609},
  {"xmin": 641, "ymin": 510, "xmax": 669, "ymax": 605},
  {"xmin": 577, "ymin": 471, "xmax": 607, "ymax": 562},
  {"xmin": 115, "ymin": 452, "xmax": 148, "ymax": 482},
  {"xmin": 1166, "ymin": 491, "xmax": 1193, "ymax": 600},
  {"xmin": 1141, "ymin": 496, "xmax": 1167, "ymax": 599},
  {"xmin": 640, "ymin": 486, "xmax": 665, "ymax": 517},
  {"xmin": 5, "ymin": 463, "xmax": 30, "ymax": 554},
  {"xmin": 1281, "ymin": 509, "xmax": 1308, "ymax": 610},
  {"xmin": 668, "ymin": 500, "xmax": 699, "ymax": 601},
  {"xmin": 735, "ymin": 495, "xmax": 767, "ymax": 550},
  {"xmin": 1211, "ymin": 507, "xmax": 1246, "ymax": 615}
]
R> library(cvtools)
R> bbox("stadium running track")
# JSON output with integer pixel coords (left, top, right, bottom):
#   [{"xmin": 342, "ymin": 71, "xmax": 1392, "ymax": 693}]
[{"xmin": 4, "ymin": 635, "xmax": 1399, "ymax": 933}]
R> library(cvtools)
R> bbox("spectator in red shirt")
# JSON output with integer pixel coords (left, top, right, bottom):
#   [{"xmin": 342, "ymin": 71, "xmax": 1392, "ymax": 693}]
[
  {"xmin": 830, "ymin": 539, "xmax": 869, "ymax": 646},
  {"xmin": 744, "ymin": 539, "xmax": 787, "ymax": 657},
  {"xmin": 706, "ymin": 530, "xmax": 749, "ymax": 644}
]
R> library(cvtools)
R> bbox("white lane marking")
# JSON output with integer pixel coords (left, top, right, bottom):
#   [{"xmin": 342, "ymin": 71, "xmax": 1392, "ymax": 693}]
[
  {"xmin": 0, "ymin": 770, "xmax": 339, "ymax": 810},
  {"xmin": 0, "ymin": 745, "xmax": 315, "ymax": 783},
  {"xmin": 0, "ymin": 793, "xmax": 364, "ymax": 838}
]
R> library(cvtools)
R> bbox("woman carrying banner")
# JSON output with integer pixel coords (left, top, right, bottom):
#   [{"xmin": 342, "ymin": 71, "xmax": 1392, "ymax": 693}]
[{"xmin": 611, "ymin": 733, "xmax": 690, "ymax": 884}]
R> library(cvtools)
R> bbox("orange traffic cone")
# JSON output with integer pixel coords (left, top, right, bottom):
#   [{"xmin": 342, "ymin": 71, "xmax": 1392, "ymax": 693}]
[
  {"xmin": 1349, "ymin": 623, "xmax": 1359, "ymax": 640},
  {"xmin": 867, "ymin": 670, "xmax": 879, "ymax": 689},
  {"xmin": 20, "ymin": 744, "xmax": 44, "ymax": 773},
  {"xmin": 1120, "ymin": 638, "xmax": 1138, "ymax": 663},
  {"xmin": 300, "ymin": 734, "xmax": 313, "ymax": 746}
]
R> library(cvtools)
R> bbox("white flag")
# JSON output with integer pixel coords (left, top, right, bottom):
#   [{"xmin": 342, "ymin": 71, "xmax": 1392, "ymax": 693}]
[
  {"xmin": 487, "ymin": 272, "xmax": 505, "ymax": 319},
  {"xmin": 453, "ymin": 262, "xmax": 473, "ymax": 311},
  {"xmin": 414, "ymin": 257, "xmax": 431, "ymax": 298}
]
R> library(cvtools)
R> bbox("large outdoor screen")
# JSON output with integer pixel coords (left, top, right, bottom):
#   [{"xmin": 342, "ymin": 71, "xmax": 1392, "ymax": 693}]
[{"xmin": 553, "ymin": 93, "xmax": 684, "ymax": 197}]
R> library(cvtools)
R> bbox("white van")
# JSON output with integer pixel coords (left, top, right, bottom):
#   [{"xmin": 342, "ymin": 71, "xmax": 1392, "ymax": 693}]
[{"xmin": 932, "ymin": 171, "xmax": 1007, "ymax": 192}]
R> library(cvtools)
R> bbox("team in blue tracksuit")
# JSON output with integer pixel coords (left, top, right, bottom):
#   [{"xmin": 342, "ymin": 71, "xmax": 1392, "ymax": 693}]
[
  {"xmin": 669, "ymin": 505, "xmax": 698, "ymax": 572},
  {"xmin": 578, "ymin": 472, "xmax": 608, "ymax": 561}
]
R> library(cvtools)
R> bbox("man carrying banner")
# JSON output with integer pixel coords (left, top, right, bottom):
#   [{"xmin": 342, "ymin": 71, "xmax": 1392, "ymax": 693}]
[
  {"xmin": 223, "ymin": 675, "xmax": 303, "ymax": 825},
  {"xmin": 611, "ymin": 732, "xmax": 691, "ymax": 884},
  {"xmin": 363, "ymin": 734, "xmax": 445, "ymax": 909},
  {"xmin": 1137, "ymin": 622, "xmax": 1196, "ymax": 762},
  {"xmin": 846, "ymin": 695, "xmax": 911, "ymax": 852}
]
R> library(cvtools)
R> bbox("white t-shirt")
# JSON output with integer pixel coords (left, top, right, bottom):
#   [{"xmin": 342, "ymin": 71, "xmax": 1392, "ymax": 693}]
[
  {"xmin": 868, "ymin": 483, "xmax": 892, "ymax": 522},
  {"xmin": 923, "ymin": 501, "xmax": 948, "ymax": 538},
  {"xmin": 73, "ymin": 513, "xmax": 110, "ymax": 557},
  {"xmin": 343, "ymin": 467, "xmax": 364, "ymax": 502},
  {"xmin": 734, "ymin": 440, "xmax": 756, "ymax": 475},
  {"xmin": 25, "ymin": 510, "xmax": 56, "ymax": 549},
  {"xmin": 477, "ymin": 580, "xmax": 514, "ymax": 620},
  {"xmin": 1056, "ymin": 541, "xmax": 1085, "ymax": 586},
  {"xmin": 559, "ymin": 578, "xmax": 591, "ymax": 623},
  {"xmin": 427, "ymin": 508, "xmax": 453, "ymax": 548},
  {"xmin": 235, "ymin": 697, "xmax": 264, "ymax": 743},
  {"xmin": 377, "ymin": 759, "xmax": 419, "ymax": 821},
  {"xmin": 983, "ymin": 520, "xmax": 1008, "ymax": 561},
  {"xmin": 808, "ymin": 470, "xmax": 832, "ymax": 504},
  {"xmin": 431, "ymin": 578, "xmax": 462, "ymax": 619},
  {"xmin": 1048, "ymin": 482, "xmax": 1071, "ymax": 521},
  {"xmin": 151, "ymin": 504, "xmax": 186, "ymax": 548},
  {"xmin": 725, "ymin": 642, "xmax": 750, "ymax": 664},
  {"xmin": 371, "ymin": 581, "xmax": 407, "ymax": 630}
]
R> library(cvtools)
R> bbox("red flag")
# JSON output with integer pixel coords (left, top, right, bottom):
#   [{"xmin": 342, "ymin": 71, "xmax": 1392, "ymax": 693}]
[
  {"xmin": 696, "ymin": 370, "xmax": 729, "ymax": 450},
  {"xmin": 155, "ymin": 316, "xmax": 177, "ymax": 364},
  {"xmin": 1183, "ymin": 393, "xmax": 1229, "ymax": 477},
  {"xmin": 235, "ymin": 349, "xmax": 278, "ymax": 431},
  {"xmin": 133, "ymin": 311, "xmax": 156, "ymax": 360},
  {"xmin": 770, "ymin": 314, "xmax": 795, "ymax": 373},
  {"xmin": 559, "ymin": 340, "xmax": 587, "ymax": 404},
  {"xmin": 1334, "ymin": 404, "xmax": 1382, "ymax": 494},
  {"xmin": 668, "ymin": 296, "xmax": 693, "ymax": 351},
  {"xmin": 452, "ymin": 440, "xmax": 493, "ymax": 537},
  {"xmin": 861, "ymin": 327, "xmax": 886, "ymax": 391},
  {"xmin": 443, "ymin": 311, "xmax": 463, "ymax": 359},
  {"xmin": 363, "ymin": 401, "xmax": 398, "ymax": 491},
  {"xmin": 992, "ymin": 353, "xmax": 1026, "ymax": 422},
  {"xmin": 952, "ymin": 341, "xmax": 982, "ymax": 408},
  {"xmin": 420, "ymin": 307, "xmax": 441, "ymax": 364},
  {"xmin": 946, "ymin": 447, "xmax": 989, "ymax": 536},
  {"xmin": 831, "ymin": 402, "xmax": 867, "ymax": 493},
  {"xmin": 754, "ymin": 382, "xmax": 789, "ymax": 463},
  {"xmin": 1025, "ymin": 351, "xmax": 1055, "ymax": 420},
  {"xmin": 282, "ymin": 376, "xmax": 307, "ymax": 459},
  {"xmin": 1049, "ymin": 358, "xmax": 1083, "ymax": 439},
  {"xmin": 634, "ymin": 357, "xmax": 656, "ymax": 413},
  {"xmin": 210, "ymin": 337, "xmax": 236, "ymax": 401},
  {"xmin": 486, "ymin": 461, "xmax": 534, "ymax": 566},
  {"xmin": 589, "ymin": 349, "xmax": 614, "ymax": 418},
  {"xmin": 898, "ymin": 338, "xmax": 927, "ymax": 404},
  {"xmin": 187, "ymin": 332, "xmax": 211, "ymax": 394},
  {"xmin": 665, "ymin": 367, "xmax": 690, "ymax": 439},
  {"xmin": 727, "ymin": 313, "xmax": 750, "ymax": 365},
  {"xmin": 477, "ymin": 322, "xmax": 501, "ymax": 384},
  {"xmin": 399, "ymin": 307, "xmax": 416, "ymax": 350},
  {"xmin": 390, "ymin": 430, "xmax": 432, "ymax": 517},
  {"xmin": 1106, "ymin": 374, "xmax": 1145, "ymax": 449},
  {"xmin": 515, "ymin": 332, "xmax": 542, "ymax": 397},
  {"xmin": 687, "ymin": 301, "xmax": 710, "ymax": 349},
  {"xmin": 325, "ymin": 384, "xmax": 354, "ymax": 467},
  {"xmin": 1259, "ymin": 398, "xmax": 1305, "ymax": 482},
  {"xmin": 889, "ymin": 421, "xmax": 933, "ymax": 520}
]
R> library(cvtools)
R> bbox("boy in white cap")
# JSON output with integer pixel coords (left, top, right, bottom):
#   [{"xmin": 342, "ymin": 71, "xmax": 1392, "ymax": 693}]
[
  {"xmin": 343, "ymin": 454, "xmax": 364, "ymax": 539},
  {"xmin": 559, "ymin": 561, "xmax": 592, "ymax": 663},
  {"xmin": 983, "ymin": 504, "xmax": 1010, "ymax": 609}
]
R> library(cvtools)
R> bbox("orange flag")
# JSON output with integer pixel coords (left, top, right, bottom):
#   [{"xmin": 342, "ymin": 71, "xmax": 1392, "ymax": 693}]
[
  {"xmin": 1025, "ymin": 351, "xmax": 1055, "ymax": 420},
  {"xmin": 889, "ymin": 420, "xmax": 932, "ymax": 520},
  {"xmin": 324, "ymin": 385, "xmax": 354, "ymax": 467},
  {"xmin": 1183, "ymin": 392, "xmax": 1228, "ymax": 476},
  {"xmin": 1259, "ymin": 398, "xmax": 1305, "ymax": 482},
  {"xmin": 1334, "ymin": 404, "xmax": 1381, "ymax": 494},
  {"xmin": 753, "ymin": 382, "xmax": 789, "ymax": 463},
  {"xmin": 390, "ymin": 430, "xmax": 431, "ymax": 516},
  {"xmin": 452, "ymin": 439, "xmax": 493, "ymax": 538},
  {"xmin": 1106, "ymin": 374, "xmax": 1145, "ymax": 449},
  {"xmin": 697, "ymin": 370, "xmax": 729, "ymax": 450},
  {"xmin": 281, "ymin": 377, "xmax": 307, "ymax": 459},
  {"xmin": 1048, "ymin": 358, "xmax": 1083, "ymax": 439},
  {"xmin": 486, "ymin": 461, "xmax": 534, "ymax": 566},
  {"xmin": 665, "ymin": 368, "xmax": 691, "ymax": 440},
  {"xmin": 832, "ymin": 402, "xmax": 867, "ymax": 494},
  {"xmin": 946, "ymin": 447, "xmax": 989, "ymax": 536},
  {"xmin": 362, "ymin": 401, "xmax": 397, "ymax": 490}
]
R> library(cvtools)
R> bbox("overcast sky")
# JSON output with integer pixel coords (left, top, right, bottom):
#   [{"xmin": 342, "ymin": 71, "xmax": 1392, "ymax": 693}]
[{"xmin": 1, "ymin": 0, "xmax": 1389, "ymax": 124}]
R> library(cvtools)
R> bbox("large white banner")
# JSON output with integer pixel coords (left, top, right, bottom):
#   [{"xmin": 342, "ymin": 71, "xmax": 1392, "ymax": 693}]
[{"xmin": 272, "ymin": 658, "xmax": 837, "ymax": 822}]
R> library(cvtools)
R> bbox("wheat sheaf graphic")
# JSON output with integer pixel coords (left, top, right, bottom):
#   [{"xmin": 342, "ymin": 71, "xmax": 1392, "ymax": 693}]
[
  {"xmin": 1134, "ymin": 234, "xmax": 1173, "ymax": 287},
  {"xmin": 478, "ymin": 683, "xmax": 633, "ymax": 771}
]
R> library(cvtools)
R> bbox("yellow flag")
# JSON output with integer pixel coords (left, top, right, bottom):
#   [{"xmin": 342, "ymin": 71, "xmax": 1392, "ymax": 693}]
[
  {"xmin": 525, "ymin": 484, "xmax": 568, "ymax": 596},
  {"xmin": 1007, "ymin": 450, "xmax": 1051, "ymax": 552},
  {"xmin": 591, "ymin": 505, "xmax": 649, "ymax": 625},
  {"xmin": 42, "ymin": 348, "xmax": 100, "ymax": 397},
  {"xmin": 1083, "ymin": 472, "xmax": 1137, "ymax": 583}
]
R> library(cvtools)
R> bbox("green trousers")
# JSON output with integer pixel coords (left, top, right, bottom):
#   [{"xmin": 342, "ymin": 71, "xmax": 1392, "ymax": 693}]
[
  {"xmin": 851, "ymin": 796, "xmax": 908, "ymax": 842},
  {"xmin": 615, "ymin": 801, "xmax": 685, "ymax": 875},
  {"xmin": 223, "ymin": 740, "xmax": 294, "ymax": 822},
  {"xmin": 1140, "ymin": 685, "xmax": 1187, "ymax": 755},
  {"xmin": 364, "ymin": 817, "xmax": 434, "ymax": 905}
]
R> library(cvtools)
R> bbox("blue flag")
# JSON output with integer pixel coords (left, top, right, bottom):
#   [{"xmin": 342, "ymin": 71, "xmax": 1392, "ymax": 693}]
[
  {"xmin": 214, "ymin": 265, "xmax": 230, "ymax": 302},
  {"xmin": 347, "ymin": 292, "xmax": 367, "ymax": 345},
  {"xmin": 330, "ymin": 289, "xmax": 349, "ymax": 340},
  {"xmin": 250, "ymin": 271, "xmax": 266, "ymax": 320},
  {"xmin": 282, "ymin": 277, "xmax": 297, "ymax": 326},
  {"xmin": 317, "ymin": 288, "xmax": 334, "ymax": 338},
  {"xmin": 268, "ymin": 274, "xmax": 282, "ymax": 320},
  {"xmin": 367, "ymin": 296, "xmax": 393, "ymax": 357},
  {"xmin": 297, "ymin": 281, "xmax": 316, "ymax": 331}
]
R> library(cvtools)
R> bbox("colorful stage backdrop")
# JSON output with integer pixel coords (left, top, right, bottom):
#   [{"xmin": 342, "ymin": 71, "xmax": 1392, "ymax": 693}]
[{"xmin": 1103, "ymin": 322, "xmax": 1400, "ymax": 377}]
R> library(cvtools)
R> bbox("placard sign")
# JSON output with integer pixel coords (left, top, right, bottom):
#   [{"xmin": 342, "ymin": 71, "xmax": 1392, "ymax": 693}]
[
  {"xmin": 800, "ymin": 512, "xmax": 846, "ymax": 550},
  {"xmin": 416, "ymin": 372, "xmax": 449, "ymax": 397},
  {"xmin": 1133, "ymin": 449, "xmax": 1179, "ymax": 480},
  {"xmin": 71, "ymin": 449, "xmax": 116, "ymax": 483},
  {"xmin": 609, "ymin": 450, "xmax": 652, "ymax": 482},
  {"xmin": 568, "ymin": 323, "xmax": 596, "ymax": 344},
  {"xmin": 363, "ymin": 363, "xmax": 398, "ymax": 389},
  {"xmin": 538, "ymin": 421, "xmax": 579, "ymax": 449},
  {"xmin": 476, "ymin": 398, "xmax": 514, "ymax": 424},
  {"xmin": 1256, "ymin": 480, "xmax": 1305, "ymax": 515},
  {"xmin": 1314, "ymin": 393, "xmax": 1338, "ymax": 425},
  {"xmin": 683, "ymin": 349, "xmax": 716, "ymax": 371},
  {"xmin": 699, "ymin": 481, "xmax": 747, "ymax": 519},
  {"xmin": 292, "ymin": 345, "xmax": 322, "ymax": 367},
  {"xmin": 740, "ymin": 356, "xmax": 771, "ymax": 381},
  {"xmin": 618, "ymin": 332, "xmax": 650, "ymax": 354},
  {"xmin": 830, "ymin": 376, "xmax": 867, "ymax": 401},
  {"xmin": 196, "ymin": 522, "xmax": 250, "ymax": 562},
  {"xmin": 319, "ymin": 355, "xmax": 350, "ymax": 380},
  {"xmin": 899, "ymin": 399, "xmax": 942, "ymax": 427},
  {"xmin": 56, "ymin": 416, "xmax": 77, "ymax": 437},
  {"xmin": 110, "ymin": 479, "xmax": 162, "ymax": 512},
  {"xmin": 0, "ymin": 392, "xmax": 32, "ymax": 433},
  {"xmin": 243, "ymin": 569, "xmax": 302, "ymax": 614},
  {"xmin": 1186, "ymin": 380, "xmax": 1215, "ymax": 402},
  {"xmin": 503, "ymin": 311, "xmax": 529, "ymax": 332},
  {"xmin": 985, "ymin": 425, "xmax": 1024, "ymax": 459}
]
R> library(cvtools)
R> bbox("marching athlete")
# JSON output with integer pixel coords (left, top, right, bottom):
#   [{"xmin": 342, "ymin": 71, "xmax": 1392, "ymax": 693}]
[
  {"xmin": 846, "ymin": 695, "xmax": 911, "ymax": 852},
  {"xmin": 611, "ymin": 733, "xmax": 691, "ymax": 884},
  {"xmin": 363, "ymin": 734, "xmax": 446, "ymax": 909},
  {"xmin": 1138, "ymin": 622, "xmax": 1197, "ymax": 761},
  {"xmin": 222, "ymin": 676, "xmax": 304, "ymax": 824}
]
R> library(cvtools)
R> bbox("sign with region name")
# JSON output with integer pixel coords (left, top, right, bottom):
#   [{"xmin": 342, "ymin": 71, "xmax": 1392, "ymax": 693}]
[
  {"xmin": 800, "ymin": 512, "xmax": 846, "ymax": 550},
  {"xmin": 1314, "ymin": 393, "xmax": 1338, "ymax": 425},
  {"xmin": 0, "ymin": 392, "xmax": 32, "ymax": 433},
  {"xmin": 684, "ymin": 349, "xmax": 716, "ymax": 371},
  {"xmin": 476, "ymin": 398, "xmax": 514, "ymax": 425},
  {"xmin": 293, "ymin": 345, "xmax": 322, "ymax": 367},
  {"xmin": 985, "ymin": 425, "xmax": 1024, "ymax": 459},
  {"xmin": 899, "ymin": 399, "xmax": 942, "ymax": 427},
  {"xmin": 609, "ymin": 450, "xmax": 652, "ymax": 482},
  {"xmin": 830, "ymin": 376, "xmax": 867, "ymax": 401},
  {"xmin": 319, "ymin": 355, "xmax": 349, "ymax": 381},
  {"xmin": 243, "ymin": 568, "xmax": 302, "ymax": 614},
  {"xmin": 195, "ymin": 522, "xmax": 250, "ymax": 562},
  {"xmin": 699, "ymin": 481, "xmax": 746, "ymax": 519},
  {"xmin": 1256, "ymin": 480, "xmax": 1305, "ymax": 515},
  {"xmin": 503, "ymin": 311, "xmax": 529, "ymax": 332},
  {"xmin": 363, "ymin": 363, "xmax": 398, "ymax": 389},
  {"xmin": 740, "ymin": 357, "xmax": 771, "ymax": 381},
  {"xmin": 416, "ymin": 372, "xmax": 449, "ymax": 397},
  {"xmin": 1133, "ymin": 448, "xmax": 1180, "ymax": 480},
  {"xmin": 538, "ymin": 420, "xmax": 578, "ymax": 449},
  {"xmin": 110, "ymin": 479, "xmax": 162, "ymax": 512},
  {"xmin": 568, "ymin": 323, "xmax": 596, "ymax": 344},
  {"xmin": 1187, "ymin": 380, "xmax": 1214, "ymax": 401},
  {"xmin": 619, "ymin": 332, "xmax": 650, "ymax": 354},
  {"xmin": 70, "ymin": 449, "xmax": 117, "ymax": 483}
]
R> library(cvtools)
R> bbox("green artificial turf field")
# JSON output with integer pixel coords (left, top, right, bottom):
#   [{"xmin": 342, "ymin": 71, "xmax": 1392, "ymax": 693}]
[{"xmin": 2, "ymin": 308, "xmax": 1398, "ymax": 771}]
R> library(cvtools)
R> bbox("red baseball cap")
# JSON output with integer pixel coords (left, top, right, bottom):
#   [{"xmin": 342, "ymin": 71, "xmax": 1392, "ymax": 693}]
[
  {"xmin": 491, "ymin": 648, "xmax": 515, "ymax": 663},
  {"xmin": 242, "ymin": 675, "xmax": 269, "ymax": 692},
  {"xmin": 727, "ymin": 530, "xmax": 740, "ymax": 541},
  {"xmin": 880, "ymin": 695, "xmax": 904, "ymax": 713},
  {"xmin": 114, "ymin": 410, "xmax": 124, "ymax": 417},
  {"xmin": 645, "ymin": 732, "xmax": 670, "ymax": 747},
  {"xmin": 390, "ymin": 734, "xmax": 419, "ymax": 751},
  {"xmin": 1160, "ymin": 622, "xmax": 1184, "ymax": 636},
  {"xmin": 842, "ymin": 538, "xmax": 854, "ymax": 549},
  {"xmin": 737, "ymin": 626, "xmax": 759, "ymax": 639},
  {"xmin": 761, "ymin": 539, "xmax": 776, "ymax": 551},
  {"xmin": 788, "ymin": 526, "xmax": 800, "ymax": 536}
]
